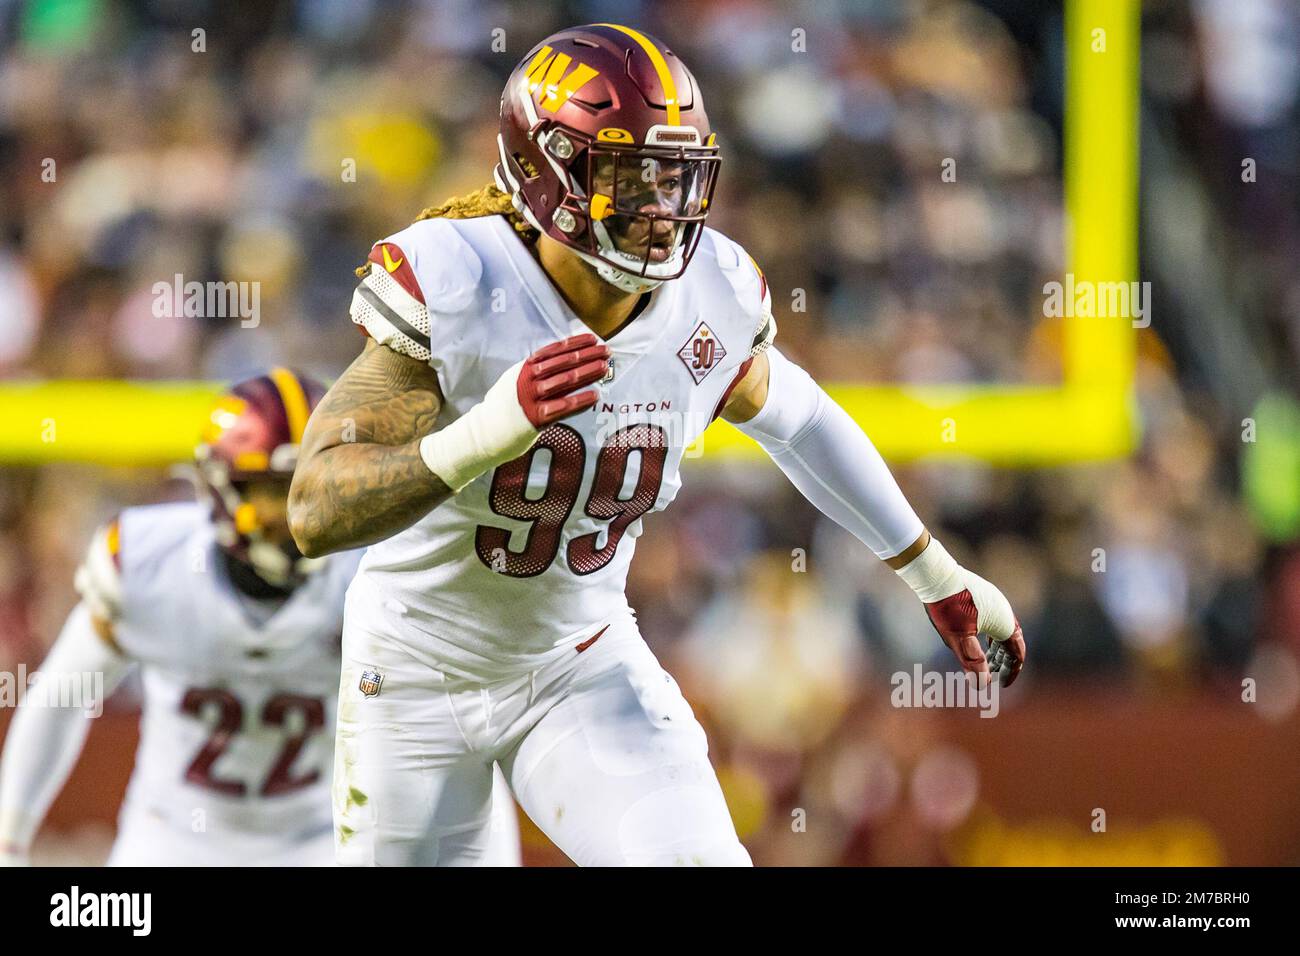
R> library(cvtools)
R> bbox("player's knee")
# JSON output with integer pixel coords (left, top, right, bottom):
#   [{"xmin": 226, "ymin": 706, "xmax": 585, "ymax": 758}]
[
  {"xmin": 627, "ymin": 837, "xmax": 752, "ymax": 867},
  {"xmin": 681, "ymin": 838, "xmax": 752, "ymax": 867},
  {"xmin": 706, "ymin": 840, "xmax": 753, "ymax": 867},
  {"xmin": 617, "ymin": 784, "xmax": 750, "ymax": 866}
]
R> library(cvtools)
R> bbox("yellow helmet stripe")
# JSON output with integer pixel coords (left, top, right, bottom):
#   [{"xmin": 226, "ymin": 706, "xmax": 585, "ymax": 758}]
[
  {"xmin": 596, "ymin": 23, "xmax": 680, "ymax": 125},
  {"xmin": 269, "ymin": 367, "xmax": 310, "ymax": 444}
]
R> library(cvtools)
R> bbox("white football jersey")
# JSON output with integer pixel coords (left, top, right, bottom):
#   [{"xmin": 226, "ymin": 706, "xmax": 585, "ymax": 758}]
[
  {"xmin": 348, "ymin": 216, "xmax": 774, "ymax": 680},
  {"xmin": 78, "ymin": 502, "xmax": 362, "ymax": 836}
]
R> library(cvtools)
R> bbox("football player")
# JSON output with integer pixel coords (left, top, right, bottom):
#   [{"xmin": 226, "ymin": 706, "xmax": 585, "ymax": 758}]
[
  {"xmin": 288, "ymin": 24, "xmax": 1026, "ymax": 866},
  {"xmin": 0, "ymin": 369, "xmax": 522, "ymax": 866}
]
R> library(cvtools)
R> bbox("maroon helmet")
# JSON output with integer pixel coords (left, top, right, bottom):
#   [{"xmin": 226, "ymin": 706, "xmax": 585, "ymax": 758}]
[
  {"xmin": 493, "ymin": 23, "xmax": 720, "ymax": 292},
  {"xmin": 194, "ymin": 368, "xmax": 327, "ymax": 589}
]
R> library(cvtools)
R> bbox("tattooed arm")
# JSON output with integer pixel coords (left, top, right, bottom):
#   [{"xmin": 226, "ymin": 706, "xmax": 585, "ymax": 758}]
[
  {"xmin": 289, "ymin": 338, "xmax": 452, "ymax": 557},
  {"xmin": 289, "ymin": 333, "xmax": 611, "ymax": 557}
]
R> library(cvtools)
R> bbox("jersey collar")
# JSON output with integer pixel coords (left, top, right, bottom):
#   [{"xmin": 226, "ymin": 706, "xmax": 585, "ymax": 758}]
[{"xmin": 490, "ymin": 216, "xmax": 678, "ymax": 359}]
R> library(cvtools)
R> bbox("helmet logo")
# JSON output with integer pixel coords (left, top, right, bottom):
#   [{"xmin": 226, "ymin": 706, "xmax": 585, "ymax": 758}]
[
  {"xmin": 597, "ymin": 127, "xmax": 633, "ymax": 144},
  {"xmin": 646, "ymin": 126, "xmax": 702, "ymax": 146},
  {"xmin": 524, "ymin": 45, "xmax": 600, "ymax": 111}
]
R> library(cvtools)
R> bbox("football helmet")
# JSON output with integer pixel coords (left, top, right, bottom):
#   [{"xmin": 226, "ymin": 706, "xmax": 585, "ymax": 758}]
[
  {"xmin": 494, "ymin": 23, "xmax": 720, "ymax": 293},
  {"xmin": 194, "ymin": 368, "xmax": 327, "ymax": 590}
]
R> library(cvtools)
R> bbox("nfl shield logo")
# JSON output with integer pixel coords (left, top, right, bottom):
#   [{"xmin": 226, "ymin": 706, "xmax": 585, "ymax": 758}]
[{"xmin": 359, "ymin": 669, "xmax": 383, "ymax": 698}]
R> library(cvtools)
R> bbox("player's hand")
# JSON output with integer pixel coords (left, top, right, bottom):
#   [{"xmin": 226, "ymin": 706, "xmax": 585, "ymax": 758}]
[
  {"xmin": 514, "ymin": 334, "xmax": 611, "ymax": 428},
  {"xmin": 895, "ymin": 537, "xmax": 1026, "ymax": 686},
  {"xmin": 420, "ymin": 334, "xmax": 610, "ymax": 492}
]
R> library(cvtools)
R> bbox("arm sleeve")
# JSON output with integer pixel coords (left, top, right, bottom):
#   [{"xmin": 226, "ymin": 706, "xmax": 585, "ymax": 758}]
[
  {"xmin": 0, "ymin": 603, "xmax": 134, "ymax": 854},
  {"xmin": 734, "ymin": 348, "xmax": 925, "ymax": 560}
]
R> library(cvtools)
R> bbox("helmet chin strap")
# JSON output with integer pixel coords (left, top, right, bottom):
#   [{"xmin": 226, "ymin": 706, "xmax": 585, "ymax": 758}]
[
  {"xmin": 586, "ymin": 217, "xmax": 688, "ymax": 293},
  {"xmin": 506, "ymin": 188, "xmax": 675, "ymax": 295},
  {"xmin": 573, "ymin": 247, "xmax": 664, "ymax": 294}
]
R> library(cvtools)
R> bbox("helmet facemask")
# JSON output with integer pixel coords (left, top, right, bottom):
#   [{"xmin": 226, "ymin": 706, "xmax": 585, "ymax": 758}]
[
  {"xmin": 496, "ymin": 106, "xmax": 719, "ymax": 293},
  {"xmin": 196, "ymin": 449, "xmax": 324, "ymax": 592},
  {"xmin": 574, "ymin": 145, "xmax": 718, "ymax": 291}
]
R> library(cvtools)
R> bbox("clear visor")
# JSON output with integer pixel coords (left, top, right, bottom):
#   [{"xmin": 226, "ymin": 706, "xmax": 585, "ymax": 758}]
[
  {"xmin": 592, "ymin": 153, "xmax": 710, "ymax": 216},
  {"xmin": 588, "ymin": 152, "xmax": 713, "ymax": 269}
]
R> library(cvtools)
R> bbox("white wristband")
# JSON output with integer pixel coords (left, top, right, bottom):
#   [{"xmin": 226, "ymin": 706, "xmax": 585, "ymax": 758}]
[
  {"xmin": 896, "ymin": 537, "xmax": 1018, "ymax": 640},
  {"xmin": 894, "ymin": 537, "xmax": 962, "ymax": 603},
  {"xmin": 419, "ymin": 364, "xmax": 538, "ymax": 493}
]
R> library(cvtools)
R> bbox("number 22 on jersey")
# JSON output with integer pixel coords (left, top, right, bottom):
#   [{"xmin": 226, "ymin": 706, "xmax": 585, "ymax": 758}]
[{"xmin": 179, "ymin": 688, "xmax": 326, "ymax": 797}]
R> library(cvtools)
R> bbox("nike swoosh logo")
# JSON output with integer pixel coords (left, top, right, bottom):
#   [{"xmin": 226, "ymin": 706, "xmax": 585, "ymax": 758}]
[
  {"xmin": 575, "ymin": 625, "xmax": 610, "ymax": 653},
  {"xmin": 382, "ymin": 245, "xmax": 404, "ymax": 273}
]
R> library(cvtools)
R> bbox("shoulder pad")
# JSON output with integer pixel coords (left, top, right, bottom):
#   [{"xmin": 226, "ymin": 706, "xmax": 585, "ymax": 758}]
[
  {"xmin": 708, "ymin": 230, "xmax": 759, "ymax": 298},
  {"xmin": 74, "ymin": 518, "xmax": 123, "ymax": 623},
  {"xmin": 705, "ymin": 230, "xmax": 776, "ymax": 356},
  {"xmin": 350, "ymin": 219, "xmax": 485, "ymax": 363},
  {"xmin": 389, "ymin": 218, "xmax": 484, "ymax": 314}
]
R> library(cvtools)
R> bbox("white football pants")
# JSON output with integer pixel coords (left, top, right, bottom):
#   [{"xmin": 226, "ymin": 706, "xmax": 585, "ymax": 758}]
[{"xmin": 333, "ymin": 609, "xmax": 749, "ymax": 866}]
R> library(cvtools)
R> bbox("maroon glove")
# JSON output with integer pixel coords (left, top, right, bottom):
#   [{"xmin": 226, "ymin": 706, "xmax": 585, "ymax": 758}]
[
  {"xmin": 516, "ymin": 334, "xmax": 611, "ymax": 428},
  {"xmin": 898, "ymin": 537, "xmax": 1028, "ymax": 687},
  {"xmin": 925, "ymin": 590, "xmax": 1027, "ymax": 687},
  {"xmin": 418, "ymin": 334, "xmax": 609, "ymax": 493}
]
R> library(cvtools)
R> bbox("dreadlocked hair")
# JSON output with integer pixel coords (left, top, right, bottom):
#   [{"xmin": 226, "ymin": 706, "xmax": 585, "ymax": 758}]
[{"xmin": 354, "ymin": 184, "xmax": 537, "ymax": 279}]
